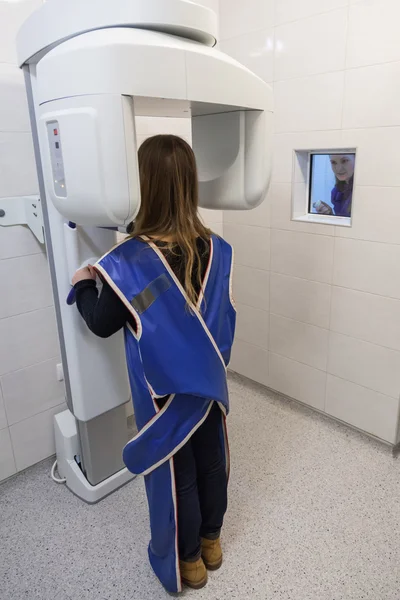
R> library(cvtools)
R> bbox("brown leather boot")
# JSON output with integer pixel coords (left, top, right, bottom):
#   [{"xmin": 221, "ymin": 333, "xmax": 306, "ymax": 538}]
[
  {"xmin": 180, "ymin": 557, "xmax": 208, "ymax": 589},
  {"xmin": 201, "ymin": 537, "xmax": 223, "ymax": 570}
]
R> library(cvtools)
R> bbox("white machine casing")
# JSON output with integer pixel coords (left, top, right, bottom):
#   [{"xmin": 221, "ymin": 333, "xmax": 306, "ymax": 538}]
[
  {"xmin": 35, "ymin": 27, "xmax": 273, "ymax": 226},
  {"xmin": 16, "ymin": 0, "xmax": 273, "ymax": 502}
]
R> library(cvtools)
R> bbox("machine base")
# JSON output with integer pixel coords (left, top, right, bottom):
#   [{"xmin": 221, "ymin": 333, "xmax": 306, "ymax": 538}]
[{"xmin": 54, "ymin": 409, "xmax": 135, "ymax": 503}]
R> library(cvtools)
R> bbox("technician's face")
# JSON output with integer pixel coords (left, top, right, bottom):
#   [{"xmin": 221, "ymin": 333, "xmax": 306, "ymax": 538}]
[{"xmin": 330, "ymin": 154, "xmax": 355, "ymax": 182}]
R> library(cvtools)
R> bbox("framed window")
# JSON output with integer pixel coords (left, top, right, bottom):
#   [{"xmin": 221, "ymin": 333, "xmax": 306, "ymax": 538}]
[{"xmin": 292, "ymin": 148, "xmax": 357, "ymax": 227}]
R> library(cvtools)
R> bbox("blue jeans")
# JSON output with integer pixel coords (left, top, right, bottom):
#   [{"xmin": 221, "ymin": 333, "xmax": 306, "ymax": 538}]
[{"xmin": 173, "ymin": 402, "xmax": 228, "ymax": 561}]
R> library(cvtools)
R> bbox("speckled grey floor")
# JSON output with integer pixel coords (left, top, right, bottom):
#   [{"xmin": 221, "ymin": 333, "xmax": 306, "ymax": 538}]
[{"xmin": 1, "ymin": 374, "xmax": 400, "ymax": 600}]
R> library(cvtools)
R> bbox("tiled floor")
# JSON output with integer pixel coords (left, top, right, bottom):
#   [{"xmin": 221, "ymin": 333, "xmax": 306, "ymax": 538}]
[{"xmin": 1, "ymin": 374, "xmax": 400, "ymax": 600}]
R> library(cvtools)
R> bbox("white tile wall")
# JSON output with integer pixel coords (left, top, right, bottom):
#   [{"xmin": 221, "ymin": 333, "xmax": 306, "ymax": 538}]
[
  {"xmin": 0, "ymin": 383, "xmax": 7, "ymax": 430},
  {"xmin": 328, "ymin": 332, "xmax": 400, "ymax": 399},
  {"xmin": 0, "ymin": 225, "xmax": 43, "ymax": 260},
  {"xmin": 330, "ymin": 286, "xmax": 400, "ymax": 352},
  {"xmin": 220, "ymin": 28, "xmax": 274, "ymax": 83},
  {"xmin": 198, "ymin": 207, "xmax": 223, "ymax": 232},
  {"xmin": 274, "ymin": 72, "xmax": 345, "ymax": 133},
  {"xmin": 0, "ymin": 307, "xmax": 59, "ymax": 377},
  {"xmin": 347, "ymin": 0, "xmax": 400, "ymax": 68},
  {"xmin": 0, "ymin": 253, "xmax": 52, "ymax": 319},
  {"xmin": 233, "ymin": 265, "xmax": 270, "ymax": 312},
  {"xmin": 326, "ymin": 375, "xmax": 399, "ymax": 443},
  {"xmin": 210, "ymin": 222, "xmax": 223, "ymax": 236},
  {"xmin": 274, "ymin": 9, "xmax": 347, "ymax": 81},
  {"xmin": 0, "ymin": 427, "xmax": 16, "ymax": 481},
  {"xmin": 221, "ymin": 0, "xmax": 400, "ymax": 440},
  {"xmin": 224, "ymin": 196, "xmax": 270, "ymax": 228},
  {"xmin": 224, "ymin": 223, "xmax": 270, "ymax": 271},
  {"xmin": 274, "ymin": 0, "xmax": 348, "ymax": 27},
  {"xmin": 0, "ymin": 65, "xmax": 31, "ymax": 132},
  {"xmin": 196, "ymin": 0, "xmax": 219, "ymax": 12},
  {"xmin": 343, "ymin": 61, "xmax": 400, "ymax": 129},
  {"xmin": 235, "ymin": 302, "xmax": 269, "ymax": 350},
  {"xmin": 0, "ymin": 132, "xmax": 38, "ymax": 196},
  {"xmin": 270, "ymin": 313, "xmax": 329, "ymax": 371},
  {"xmin": 219, "ymin": 0, "xmax": 274, "ymax": 40},
  {"xmin": 269, "ymin": 352, "xmax": 326, "ymax": 411},
  {"xmin": 272, "ymin": 130, "xmax": 343, "ymax": 183},
  {"xmin": 270, "ymin": 229, "xmax": 334, "ymax": 284},
  {"xmin": 336, "ymin": 187, "xmax": 400, "ymax": 245},
  {"xmin": 10, "ymin": 402, "xmax": 66, "ymax": 472},
  {"xmin": 2, "ymin": 358, "xmax": 65, "ymax": 426},
  {"xmin": 270, "ymin": 182, "xmax": 334, "ymax": 236},
  {"xmin": 270, "ymin": 272, "xmax": 331, "ymax": 329},
  {"xmin": 333, "ymin": 238, "xmax": 400, "ymax": 300},
  {"xmin": 229, "ymin": 339, "xmax": 269, "ymax": 387},
  {"xmin": 0, "ymin": 0, "xmax": 42, "ymax": 64},
  {"xmin": 342, "ymin": 127, "xmax": 400, "ymax": 188},
  {"xmin": 0, "ymin": 0, "xmax": 63, "ymax": 482}
]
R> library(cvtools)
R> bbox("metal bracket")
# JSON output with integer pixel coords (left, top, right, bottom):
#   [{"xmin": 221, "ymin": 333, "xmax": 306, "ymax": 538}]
[{"xmin": 0, "ymin": 195, "xmax": 44, "ymax": 244}]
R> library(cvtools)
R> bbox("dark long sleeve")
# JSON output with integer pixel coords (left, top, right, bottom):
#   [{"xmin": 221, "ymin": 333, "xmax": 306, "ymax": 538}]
[
  {"xmin": 74, "ymin": 237, "xmax": 210, "ymax": 339},
  {"xmin": 74, "ymin": 279, "xmax": 135, "ymax": 338}
]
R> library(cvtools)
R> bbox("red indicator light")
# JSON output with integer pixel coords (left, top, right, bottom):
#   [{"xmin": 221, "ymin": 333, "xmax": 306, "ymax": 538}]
[{"xmin": 53, "ymin": 128, "xmax": 58, "ymax": 136}]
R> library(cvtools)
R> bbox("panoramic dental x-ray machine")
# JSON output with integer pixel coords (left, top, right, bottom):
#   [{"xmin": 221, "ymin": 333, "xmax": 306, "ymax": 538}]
[{"xmin": 14, "ymin": 0, "xmax": 273, "ymax": 502}]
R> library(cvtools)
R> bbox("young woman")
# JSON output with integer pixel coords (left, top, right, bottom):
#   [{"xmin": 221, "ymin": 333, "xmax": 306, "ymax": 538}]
[
  {"xmin": 313, "ymin": 154, "xmax": 355, "ymax": 217},
  {"xmin": 329, "ymin": 153, "xmax": 355, "ymax": 217},
  {"xmin": 72, "ymin": 135, "xmax": 236, "ymax": 592}
]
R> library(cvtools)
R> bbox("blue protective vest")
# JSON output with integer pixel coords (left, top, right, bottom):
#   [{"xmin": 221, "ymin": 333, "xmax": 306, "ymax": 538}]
[{"xmin": 96, "ymin": 234, "xmax": 236, "ymax": 593}]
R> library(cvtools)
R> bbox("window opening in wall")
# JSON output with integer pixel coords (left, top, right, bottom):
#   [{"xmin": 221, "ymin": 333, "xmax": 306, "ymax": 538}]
[
  {"xmin": 309, "ymin": 153, "xmax": 355, "ymax": 219},
  {"xmin": 292, "ymin": 148, "xmax": 357, "ymax": 228}
]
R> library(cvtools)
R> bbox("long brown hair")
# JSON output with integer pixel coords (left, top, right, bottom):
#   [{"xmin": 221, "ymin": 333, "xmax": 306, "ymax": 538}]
[{"xmin": 131, "ymin": 134, "xmax": 211, "ymax": 305}]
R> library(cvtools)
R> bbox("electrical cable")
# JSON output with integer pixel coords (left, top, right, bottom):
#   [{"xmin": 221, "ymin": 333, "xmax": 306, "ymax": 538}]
[{"xmin": 51, "ymin": 460, "xmax": 66, "ymax": 483}]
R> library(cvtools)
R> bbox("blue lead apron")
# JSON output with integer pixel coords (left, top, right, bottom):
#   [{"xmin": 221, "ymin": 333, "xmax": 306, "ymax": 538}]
[{"xmin": 95, "ymin": 234, "xmax": 236, "ymax": 593}]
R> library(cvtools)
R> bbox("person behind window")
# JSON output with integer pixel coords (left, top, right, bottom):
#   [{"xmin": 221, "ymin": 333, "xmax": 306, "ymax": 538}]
[{"xmin": 313, "ymin": 154, "xmax": 355, "ymax": 217}]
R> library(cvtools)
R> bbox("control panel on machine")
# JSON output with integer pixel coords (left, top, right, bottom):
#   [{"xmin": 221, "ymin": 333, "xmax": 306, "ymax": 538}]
[{"xmin": 47, "ymin": 121, "xmax": 67, "ymax": 198}]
